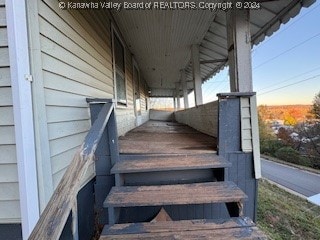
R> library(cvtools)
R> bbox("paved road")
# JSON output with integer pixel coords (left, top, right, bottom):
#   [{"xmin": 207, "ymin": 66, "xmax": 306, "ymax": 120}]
[{"xmin": 261, "ymin": 158, "xmax": 320, "ymax": 197}]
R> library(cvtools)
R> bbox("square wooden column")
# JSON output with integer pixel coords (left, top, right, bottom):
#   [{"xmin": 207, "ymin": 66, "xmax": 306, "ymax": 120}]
[
  {"xmin": 192, "ymin": 44, "xmax": 203, "ymax": 105},
  {"xmin": 226, "ymin": 7, "xmax": 253, "ymax": 92},
  {"xmin": 175, "ymin": 82, "xmax": 181, "ymax": 109},
  {"xmin": 181, "ymin": 69, "xmax": 189, "ymax": 109}
]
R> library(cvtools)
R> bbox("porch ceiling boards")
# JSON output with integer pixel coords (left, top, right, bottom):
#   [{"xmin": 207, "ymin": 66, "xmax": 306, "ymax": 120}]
[{"xmin": 110, "ymin": 0, "xmax": 315, "ymax": 97}]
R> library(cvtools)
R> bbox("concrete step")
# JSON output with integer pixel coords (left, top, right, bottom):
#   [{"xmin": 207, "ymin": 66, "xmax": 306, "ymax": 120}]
[{"xmin": 99, "ymin": 217, "xmax": 267, "ymax": 239}]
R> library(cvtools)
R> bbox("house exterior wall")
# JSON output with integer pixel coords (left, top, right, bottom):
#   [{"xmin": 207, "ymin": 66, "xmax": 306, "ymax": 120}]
[
  {"xmin": 0, "ymin": 1, "xmax": 21, "ymax": 223},
  {"xmin": 175, "ymin": 101, "xmax": 218, "ymax": 137},
  {"xmin": 0, "ymin": 0, "xmax": 149, "ymax": 226},
  {"xmin": 37, "ymin": 0, "xmax": 149, "ymax": 189}
]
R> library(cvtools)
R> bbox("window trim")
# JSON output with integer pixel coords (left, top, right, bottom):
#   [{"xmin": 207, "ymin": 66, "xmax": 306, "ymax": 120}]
[{"xmin": 111, "ymin": 22, "xmax": 128, "ymax": 108}]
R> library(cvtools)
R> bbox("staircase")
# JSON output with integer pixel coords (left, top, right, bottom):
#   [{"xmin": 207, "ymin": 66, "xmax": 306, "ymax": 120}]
[{"xmin": 99, "ymin": 152, "xmax": 266, "ymax": 239}]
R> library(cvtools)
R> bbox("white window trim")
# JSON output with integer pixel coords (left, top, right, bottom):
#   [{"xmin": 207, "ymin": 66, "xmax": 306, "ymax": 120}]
[
  {"xmin": 6, "ymin": 0, "xmax": 40, "ymax": 238},
  {"xmin": 111, "ymin": 22, "xmax": 128, "ymax": 108}
]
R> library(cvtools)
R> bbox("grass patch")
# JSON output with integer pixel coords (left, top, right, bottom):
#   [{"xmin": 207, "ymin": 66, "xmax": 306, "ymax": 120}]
[{"xmin": 257, "ymin": 179, "xmax": 320, "ymax": 239}]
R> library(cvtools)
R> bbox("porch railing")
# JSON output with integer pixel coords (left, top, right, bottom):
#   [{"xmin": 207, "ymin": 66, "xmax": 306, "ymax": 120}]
[{"xmin": 29, "ymin": 99, "xmax": 116, "ymax": 239}]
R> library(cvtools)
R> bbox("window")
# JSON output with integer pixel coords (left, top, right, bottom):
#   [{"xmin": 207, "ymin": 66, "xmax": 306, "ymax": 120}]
[{"xmin": 113, "ymin": 31, "xmax": 126, "ymax": 105}]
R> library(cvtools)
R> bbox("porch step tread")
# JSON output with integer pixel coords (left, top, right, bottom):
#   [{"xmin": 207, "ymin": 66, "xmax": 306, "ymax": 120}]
[
  {"xmin": 100, "ymin": 217, "xmax": 267, "ymax": 239},
  {"xmin": 103, "ymin": 181, "xmax": 247, "ymax": 208},
  {"xmin": 111, "ymin": 154, "xmax": 231, "ymax": 174}
]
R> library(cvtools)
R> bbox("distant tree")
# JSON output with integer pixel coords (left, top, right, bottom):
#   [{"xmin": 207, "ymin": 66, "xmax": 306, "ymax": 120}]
[
  {"xmin": 258, "ymin": 113, "xmax": 273, "ymax": 141},
  {"xmin": 311, "ymin": 91, "xmax": 320, "ymax": 119},
  {"xmin": 277, "ymin": 127, "xmax": 293, "ymax": 145},
  {"xmin": 284, "ymin": 114, "xmax": 297, "ymax": 126}
]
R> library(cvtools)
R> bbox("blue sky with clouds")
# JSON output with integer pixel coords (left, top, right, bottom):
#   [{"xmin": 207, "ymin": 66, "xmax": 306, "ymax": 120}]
[{"xmin": 201, "ymin": 2, "xmax": 320, "ymax": 106}]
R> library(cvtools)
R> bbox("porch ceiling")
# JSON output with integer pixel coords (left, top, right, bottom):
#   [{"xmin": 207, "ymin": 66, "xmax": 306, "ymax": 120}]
[{"xmin": 110, "ymin": 0, "xmax": 315, "ymax": 97}]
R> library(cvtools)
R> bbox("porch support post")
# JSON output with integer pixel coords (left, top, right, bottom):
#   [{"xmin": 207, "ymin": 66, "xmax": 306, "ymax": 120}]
[
  {"xmin": 173, "ymin": 97, "xmax": 177, "ymax": 111},
  {"xmin": 181, "ymin": 69, "xmax": 189, "ymax": 109},
  {"xmin": 191, "ymin": 44, "xmax": 203, "ymax": 106},
  {"xmin": 175, "ymin": 82, "xmax": 181, "ymax": 109},
  {"xmin": 226, "ymin": 6, "xmax": 253, "ymax": 92}
]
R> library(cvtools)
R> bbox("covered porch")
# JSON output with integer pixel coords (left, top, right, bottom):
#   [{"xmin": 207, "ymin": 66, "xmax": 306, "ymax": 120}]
[{"xmin": 22, "ymin": 0, "xmax": 316, "ymax": 239}]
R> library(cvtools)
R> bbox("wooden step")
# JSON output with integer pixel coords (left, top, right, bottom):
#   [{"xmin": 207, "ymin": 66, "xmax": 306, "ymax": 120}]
[
  {"xmin": 99, "ymin": 217, "xmax": 267, "ymax": 239},
  {"xmin": 104, "ymin": 181, "xmax": 247, "ymax": 208},
  {"xmin": 111, "ymin": 154, "xmax": 231, "ymax": 174}
]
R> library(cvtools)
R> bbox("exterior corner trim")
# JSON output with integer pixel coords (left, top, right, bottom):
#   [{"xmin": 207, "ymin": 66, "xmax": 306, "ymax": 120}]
[{"xmin": 6, "ymin": 0, "xmax": 40, "ymax": 238}]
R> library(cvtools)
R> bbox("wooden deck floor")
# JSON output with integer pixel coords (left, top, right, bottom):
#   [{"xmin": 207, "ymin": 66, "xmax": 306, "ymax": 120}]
[{"xmin": 119, "ymin": 121, "xmax": 217, "ymax": 154}]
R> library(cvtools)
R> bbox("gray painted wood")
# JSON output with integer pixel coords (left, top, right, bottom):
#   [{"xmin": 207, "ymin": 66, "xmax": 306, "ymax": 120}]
[
  {"xmin": 112, "ymin": 154, "xmax": 231, "ymax": 174},
  {"xmin": 217, "ymin": 94, "xmax": 258, "ymax": 221},
  {"xmin": 104, "ymin": 182, "xmax": 247, "ymax": 208},
  {"xmin": 100, "ymin": 217, "xmax": 267, "ymax": 240},
  {"xmin": 87, "ymin": 100, "xmax": 119, "ymax": 225}
]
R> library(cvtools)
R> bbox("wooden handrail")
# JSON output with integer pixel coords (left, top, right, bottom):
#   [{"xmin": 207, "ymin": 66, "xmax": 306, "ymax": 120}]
[{"xmin": 29, "ymin": 102, "xmax": 114, "ymax": 239}]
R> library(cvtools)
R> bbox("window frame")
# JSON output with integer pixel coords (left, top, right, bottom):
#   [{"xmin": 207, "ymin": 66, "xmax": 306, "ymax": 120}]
[{"xmin": 111, "ymin": 23, "xmax": 128, "ymax": 107}]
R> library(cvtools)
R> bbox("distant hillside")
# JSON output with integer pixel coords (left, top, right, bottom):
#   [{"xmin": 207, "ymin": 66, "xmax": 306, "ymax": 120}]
[{"xmin": 258, "ymin": 105, "xmax": 313, "ymax": 123}]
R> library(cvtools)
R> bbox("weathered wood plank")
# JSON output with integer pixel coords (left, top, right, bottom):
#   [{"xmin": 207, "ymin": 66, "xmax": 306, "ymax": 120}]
[
  {"xmin": 102, "ymin": 217, "xmax": 255, "ymax": 235},
  {"xmin": 29, "ymin": 103, "xmax": 114, "ymax": 240},
  {"xmin": 119, "ymin": 140, "xmax": 216, "ymax": 154},
  {"xmin": 100, "ymin": 220, "xmax": 266, "ymax": 239},
  {"xmin": 100, "ymin": 227, "xmax": 266, "ymax": 239},
  {"xmin": 104, "ymin": 182, "xmax": 247, "ymax": 208},
  {"xmin": 119, "ymin": 121, "xmax": 217, "ymax": 154},
  {"xmin": 111, "ymin": 154, "xmax": 230, "ymax": 174}
]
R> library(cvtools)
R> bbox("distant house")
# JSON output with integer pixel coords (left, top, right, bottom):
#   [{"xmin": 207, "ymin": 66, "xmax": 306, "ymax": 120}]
[{"xmin": 0, "ymin": 0, "xmax": 315, "ymax": 239}]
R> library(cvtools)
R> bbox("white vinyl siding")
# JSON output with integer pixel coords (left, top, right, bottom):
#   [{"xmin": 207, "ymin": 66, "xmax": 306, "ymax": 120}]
[
  {"xmin": 38, "ymin": 0, "xmax": 149, "ymax": 188},
  {"xmin": 38, "ymin": 0, "xmax": 114, "ymax": 188},
  {"xmin": 0, "ymin": 2, "xmax": 20, "ymax": 223}
]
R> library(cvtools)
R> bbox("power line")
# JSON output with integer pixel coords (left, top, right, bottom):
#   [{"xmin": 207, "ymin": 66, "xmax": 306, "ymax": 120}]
[
  {"xmin": 257, "ymin": 65, "xmax": 320, "ymax": 92},
  {"xmin": 258, "ymin": 74, "xmax": 320, "ymax": 96},
  {"xmin": 253, "ymin": 31, "xmax": 320, "ymax": 69}
]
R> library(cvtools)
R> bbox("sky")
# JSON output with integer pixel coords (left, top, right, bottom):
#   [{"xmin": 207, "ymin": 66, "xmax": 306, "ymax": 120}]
[{"xmin": 201, "ymin": 2, "xmax": 320, "ymax": 106}]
